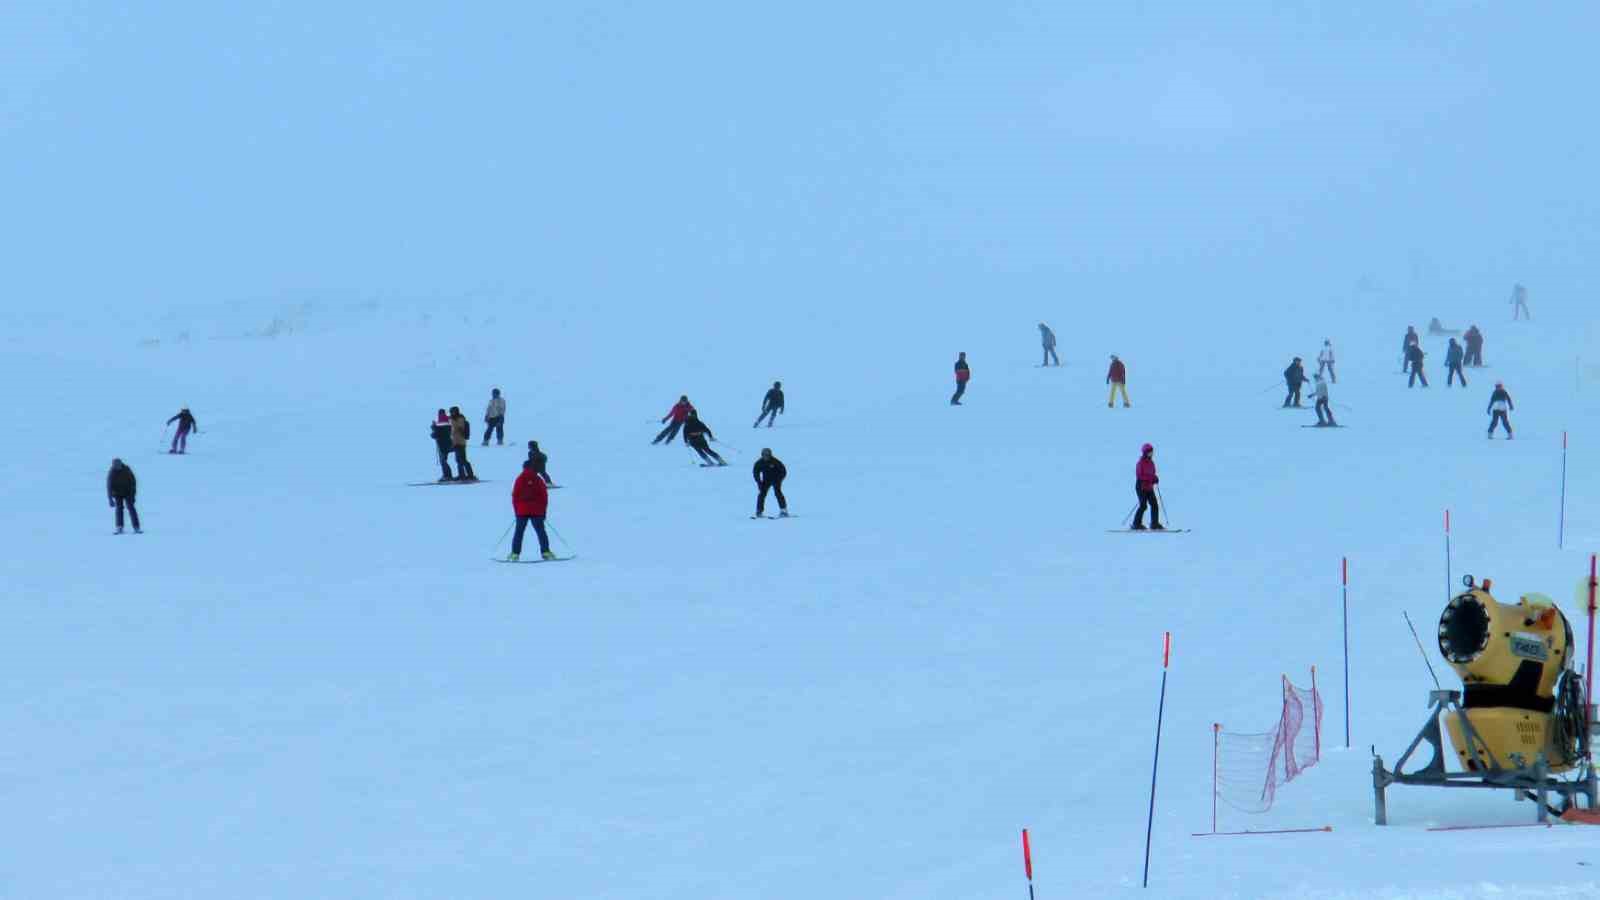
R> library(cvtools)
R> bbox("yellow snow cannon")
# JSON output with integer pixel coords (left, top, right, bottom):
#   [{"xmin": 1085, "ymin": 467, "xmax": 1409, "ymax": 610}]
[{"xmin": 1435, "ymin": 578, "xmax": 1578, "ymax": 773}]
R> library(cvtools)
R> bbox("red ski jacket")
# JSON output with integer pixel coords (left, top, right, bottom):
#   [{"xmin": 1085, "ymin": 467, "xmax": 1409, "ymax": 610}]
[
  {"xmin": 512, "ymin": 469, "xmax": 549, "ymax": 517},
  {"xmin": 665, "ymin": 401, "xmax": 693, "ymax": 423},
  {"xmin": 1107, "ymin": 360, "xmax": 1127, "ymax": 384},
  {"xmin": 954, "ymin": 361, "xmax": 970, "ymax": 383},
  {"xmin": 1135, "ymin": 456, "xmax": 1158, "ymax": 489}
]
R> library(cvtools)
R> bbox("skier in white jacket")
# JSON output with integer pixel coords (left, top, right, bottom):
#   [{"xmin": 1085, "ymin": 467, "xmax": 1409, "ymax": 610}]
[
  {"xmin": 1316, "ymin": 339, "xmax": 1336, "ymax": 383},
  {"xmin": 1310, "ymin": 374, "xmax": 1337, "ymax": 427},
  {"xmin": 483, "ymin": 388, "xmax": 507, "ymax": 446}
]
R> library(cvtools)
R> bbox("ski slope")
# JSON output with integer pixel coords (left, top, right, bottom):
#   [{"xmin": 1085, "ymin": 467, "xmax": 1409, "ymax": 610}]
[{"xmin": 3, "ymin": 288, "xmax": 1597, "ymax": 899}]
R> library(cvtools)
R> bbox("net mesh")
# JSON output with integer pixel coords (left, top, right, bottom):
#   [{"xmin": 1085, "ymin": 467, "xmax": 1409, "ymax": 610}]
[{"xmin": 1215, "ymin": 675, "xmax": 1323, "ymax": 815}]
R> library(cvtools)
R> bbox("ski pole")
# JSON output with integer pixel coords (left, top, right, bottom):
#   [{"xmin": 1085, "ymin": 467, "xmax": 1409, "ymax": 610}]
[
  {"xmin": 714, "ymin": 438, "xmax": 742, "ymax": 454},
  {"xmin": 1121, "ymin": 504, "xmax": 1139, "ymax": 528},
  {"xmin": 159, "ymin": 424, "xmax": 170, "ymax": 452},
  {"xmin": 492, "ymin": 520, "xmax": 514, "ymax": 552},
  {"xmin": 546, "ymin": 521, "xmax": 573, "ymax": 552},
  {"xmin": 1156, "ymin": 486, "xmax": 1171, "ymax": 527}
]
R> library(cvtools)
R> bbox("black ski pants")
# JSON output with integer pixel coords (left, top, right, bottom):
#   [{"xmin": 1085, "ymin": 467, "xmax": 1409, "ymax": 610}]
[
  {"xmin": 757, "ymin": 479, "xmax": 787, "ymax": 515},
  {"xmin": 436, "ymin": 445, "xmax": 453, "ymax": 479},
  {"xmin": 1317, "ymin": 360, "xmax": 1336, "ymax": 382},
  {"xmin": 512, "ymin": 516, "xmax": 550, "ymax": 556},
  {"xmin": 483, "ymin": 417, "xmax": 504, "ymax": 445},
  {"xmin": 754, "ymin": 406, "xmax": 779, "ymax": 427},
  {"xmin": 1134, "ymin": 487, "xmax": 1160, "ymax": 529},
  {"xmin": 1315, "ymin": 398, "xmax": 1334, "ymax": 425},
  {"xmin": 1409, "ymin": 366, "xmax": 1428, "ymax": 388},
  {"xmin": 113, "ymin": 496, "xmax": 140, "ymax": 531},
  {"xmin": 689, "ymin": 437, "xmax": 725, "ymax": 465},
  {"xmin": 1284, "ymin": 383, "xmax": 1303, "ymax": 407},
  {"xmin": 654, "ymin": 420, "xmax": 684, "ymax": 444},
  {"xmin": 1489, "ymin": 411, "xmax": 1513, "ymax": 436},
  {"xmin": 1467, "ymin": 345, "xmax": 1483, "ymax": 367},
  {"xmin": 1043, "ymin": 345, "xmax": 1059, "ymax": 366},
  {"xmin": 453, "ymin": 445, "xmax": 475, "ymax": 480},
  {"xmin": 951, "ymin": 381, "xmax": 967, "ymax": 405},
  {"xmin": 1447, "ymin": 363, "xmax": 1467, "ymax": 387}
]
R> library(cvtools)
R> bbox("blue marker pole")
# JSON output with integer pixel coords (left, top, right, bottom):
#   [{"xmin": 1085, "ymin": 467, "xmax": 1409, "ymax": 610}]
[{"xmin": 1142, "ymin": 632, "xmax": 1171, "ymax": 889}]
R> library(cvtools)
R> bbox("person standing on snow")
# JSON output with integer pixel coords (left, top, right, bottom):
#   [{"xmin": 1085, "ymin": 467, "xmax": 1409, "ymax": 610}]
[
  {"xmin": 526, "ymin": 441, "xmax": 555, "ymax": 486},
  {"xmin": 1107, "ymin": 354, "xmax": 1130, "ymax": 407},
  {"xmin": 752, "ymin": 448, "xmax": 789, "ymax": 518},
  {"xmin": 1402, "ymin": 326, "xmax": 1420, "ymax": 373},
  {"xmin": 1039, "ymin": 323, "xmax": 1060, "ymax": 367},
  {"xmin": 448, "ymin": 406, "xmax": 477, "ymax": 481},
  {"xmin": 429, "ymin": 410, "xmax": 454, "ymax": 481},
  {"xmin": 951, "ymin": 353, "xmax": 970, "ymax": 405},
  {"xmin": 683, "ymin": 409, "xmax": 727, "ymax": 466},
  {"xmin": 1316, "ymin": 340, "xmax": 1336, "ymax": 383},
  {"xmin": 1310, "ymin": 374, "xmax": 1337, "ymax": 426},
  {"xmin": 1405, "ymin": 344, "xmax": 1429, "ymax": 388},
  {"xmin": 654, "ymin": 396, "xmax": 694, "ymax": 445},
  {"xmin": 753, "ymin": 381, "xmax": 784, "ymax": 428},
  {"xmin": 1511, "ymin": 283, "xmax": 1531, "ymax": 320},
  {"xmin": 507, "ymin": 459, "xmax": 554, "ymax": 561},
  {"xmin": 483, "ymin": 388, "xmax": 506, "ymax": 446},
  {"xmin": 166, "ymin": 407, "xmax": 198, "ymax": 454},
  {"xmin": 1132, "ymin": 443, "xmax": 1163, "ymax": 531},
  {"xmin": 1464, "ymin": 325, "xmax": 1485, "ymax": 367},
  {"xmin": 1445, "ymin": 338, "xmax": 1468, "ymax": 387},
  {"xmin": 107, "ymin": 458, "xmax": 141, "ymax": 534},
  {"xmin": 1283, "ymin": 357, "xmax": 1309, "ymax": 407},
  {"xmin": 1487, "ymin": 382, "xmax": 1514, "ymax": 439}
]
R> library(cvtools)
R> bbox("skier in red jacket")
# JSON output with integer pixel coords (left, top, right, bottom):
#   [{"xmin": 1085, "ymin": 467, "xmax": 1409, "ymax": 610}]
[
  {"xmin": 508, "ymin": 460, "xmax": 554, "ymax": 561},
  {"xmin": 1107, "ymin": 355, "xmax": 1130, "ymax": 407},
  {"xmin": 1132, "ymin": 443, "xmax": 1163, "ymax": 530},
  {"xmin": 653, "ymin": 396, "xmax": 694, "ymax": 445},
  {"xmin": 950, "ymin": 353, "xmax": 970, "ymax": 405}
]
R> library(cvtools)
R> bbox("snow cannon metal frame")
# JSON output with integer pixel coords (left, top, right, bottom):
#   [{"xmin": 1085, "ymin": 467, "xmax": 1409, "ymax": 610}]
[{"xmin": 1372, "ymin": 575, "xmax": 1597, "ymax": 825}]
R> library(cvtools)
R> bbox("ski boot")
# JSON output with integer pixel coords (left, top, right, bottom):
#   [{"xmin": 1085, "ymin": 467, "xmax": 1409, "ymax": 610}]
[
  {"xmin": 778, "ymin": 510, "xmax": 790, "ymax": 518},
  {"xmin": 542, "ymin": 550, "xmax": 557, "ymax": 561}
]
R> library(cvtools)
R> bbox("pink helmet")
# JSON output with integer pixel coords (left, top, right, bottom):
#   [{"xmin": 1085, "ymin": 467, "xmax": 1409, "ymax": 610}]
[{"xmin": 1142, "ymin": 443, "xmax": 1153, "ymax": 453}]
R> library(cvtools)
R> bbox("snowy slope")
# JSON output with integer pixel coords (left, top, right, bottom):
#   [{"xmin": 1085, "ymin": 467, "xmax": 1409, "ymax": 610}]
[{"xmin": 3, "ymin": 287, "xmax": 1597, "ymax": 899}]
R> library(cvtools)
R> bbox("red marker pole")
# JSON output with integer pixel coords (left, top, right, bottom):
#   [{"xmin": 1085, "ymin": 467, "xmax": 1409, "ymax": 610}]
[
  {"xmin": 1560, "ymin": 432, "xmax": 1569, "ymax": 548},
  {"xmin": 1444, "ymin": 510, "xmax": 1453, "ymax": 602},
  {"xmin": 1211, "ymin": 724, "xmax": 1220, "ymax": 835},
  {"xmin": 1341, "ymin": 557, "xmax": 1351, "ymax": 748},
  {"xmin": 1142, "ymin": 632, "xmax": 1171, "ymax": 889},
  {"xmin": 1587, "ymin": 554, "xmax": 1597, "ymax": 756},
  {"xmin": 1021, "ymin": 828, "xmax": 1035, "ymax": 900}
]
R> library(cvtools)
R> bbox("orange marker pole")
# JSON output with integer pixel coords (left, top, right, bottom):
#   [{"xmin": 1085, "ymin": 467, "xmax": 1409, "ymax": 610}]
[
  {"xmin": 1142, "ymin": 632, "xmax": 1171, "ymax": 888},
  {"xmin": 1444, "ymin": 510, "xmax": 1452, "ymax": 603}
]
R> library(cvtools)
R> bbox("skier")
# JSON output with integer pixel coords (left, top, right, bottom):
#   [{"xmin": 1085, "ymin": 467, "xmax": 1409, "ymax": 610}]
[
  {"xmin": 752, "ymin": 448, "xmax": 789, "ymax": 518},
  {"xmin": 1283, "ymin": 357, "xmax": 1309, "ymax": 407},
  {"xmin": 507, "ymin": 459, "xmax": 555, "ymax": 561},
  {"xmin": 1039, "ymin": 322, "xmax": 1059, "ymax": 367},
  {"xmin": 753, "ymin": 381, "xmax": 784, "ymax": 428},
  {"xmin": 1428, "ymin": 317, "xmax": 1460, "ymax": 336},
  {"xmin": 1464, "ymin": 325, "xmax": 1485, "ymax": 367},
  {"xmin": 683, "ymin": 409, "xmax": 726, "ymax": 466},
  {"xmin": 1405, "ymin": 344, "xmax": 1429, "ymax": 388},
  {"xmin": 1401, "ymin": 327, "xmax": 1420, "ymax": 373},
  {"xmin": 165, "ymin": 407, "xmax": 198, "ymax": 454},
  {"xmin": 448, "ymin": 406, "xmax": 477, "ymax": 481},
  {"xmin": 1511, "ymin": 283, "xmax": 1531, "ymax": 320},
  {"xmin": 1445, "ymin": 338, "xmax": 1468, "ymax": 387},
  {"xmin": 526, "ymin": 440, "xmax": 555, "ymax": 486},
  {"xmin": 1310, "ymin": 373, "xmax": 1337, "ymax": 426},
  {"xmin": 654, "ymin": 396, "xmax": 693, "ymax": 445},
  {"xmin": 1106, "ymin": 354, "xmax": 1130, "ymax": 408},
  {"xmin": 1316, "ymin": 339, "xmax": 1336, "ymax": 383},
  {"xmin": 483, "ymin": 388, "xmax": 506, "ymax": 446},
  {"xmin": 430, "ymin": 410, "xmax": 454, "ymax": 481},
  {"xmin": 1132, "ymin": 443, "xmax": 1162, "ymax": 531},
  {"xmin": 951, "ymin": 353, "xmax": 970, "ymax": 405},
  {"xmin": 1487, "ymin": 382, "xmax": 1514, "ymax": 439},
  {"xmin": 106, "ymin": 458, "xmax": 141, "ymax": 534}
]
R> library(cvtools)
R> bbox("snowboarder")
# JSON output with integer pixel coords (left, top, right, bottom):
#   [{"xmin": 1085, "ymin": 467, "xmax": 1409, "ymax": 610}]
[
  {"xmin": 1107, "ymin": 354, "xmax": 1130, "ymax": 407},
  {"xmin": 1428, "ymin": 317, "xmax": 1460, "ymax": 336},
  {"xmin": 483, "ymin": 388, "xmax": 506, "ymax": 446},
  {"xmin": 1401, "ymin": 327, "xmax": 1420, "ymax": 373},
  {"xmin": 753, "ymin": 381, "xmax": 784, "ymax": 428},
  {"xmin": 449, "ymin": 406, "xmax": 477, "ymax": 481},
  {"xmin": 1405, "ymin": 344, "xmax": 1429, "ymax": 388},
  {"xmin": 654, "ymin": 396, "xmax": 694, "ymax": 444},
  {"xmin": 429, "ymin": 410, "xmax": 454, "ymax": 481},
  {"xmin": 1132, "ymin": 443, "xmax": 1162, "ymax": 531},
  {"xmin": 1464, "ymin": 325, "xmax": 1485, "ymax": 367},
  {"xmin": 1039, "ymin": 323, "xmax": 1059, "ymax": 367},
  {"xmin": 1316, "ymin": 339, "xmax": 1336, "ymax": 383},
  {"xmin": 507, "ymin": 459, "xmax": 554, "ymax": 561},
  {"xmin": 752, "ymin": 448, "xmax": 788, "ymax": 518},
  {"xmin": 526, "ymin": 441, "xmax": 555, "ymax": 486},
  {"xmin": 1487, "ymin": 382, "xmax": 1514, "ymax": 439},
  {"xmin": 1445, "ymin": 338, "xmax": 1468, "ymax": 387},
  {"xmin": 951, "ymin": 353, "xmax": 970, "ymax": 405},
  {"xmin": 1283, "ymin": 357, "xmax": 1309, "ymax": 407},
  {"xmin": 684, "ymin": 410, "xmax": 726, "ymax": 466},
  {"xmin": 106, "ymin": 458, "xmax": 141, "ymax": 534},
  {"xmin": 166, "ymin": 407, "xmax": 198, "ymax": 454},
  {"xmin": 1511, "ymin": 283, "xmax": 1531, "ymax": 320},
  {"xmin": 1310, "ymin": 374, "xmax": 1336, "ymax": 426}
]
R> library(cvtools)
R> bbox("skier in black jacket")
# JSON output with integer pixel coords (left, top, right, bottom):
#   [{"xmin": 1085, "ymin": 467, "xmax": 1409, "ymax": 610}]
[
  {"xmin": 683, "ymin": 411, "xmax": 726, "ymax": 466},
  {"xmin": 166, "ymin": 407, "xmax": 198, "ymax": 454},
  {"xmin": 753, "ymin": 381, "xmax": 785, "ymax": 428},
  {"xmin": 752, "ymin": 448, "xmax": 788, "ymax": 517},
  {"xmin": 1445, "ymin": 338, "xmax": 1467, "ymax": 387},
  {"xmin": 1487, "ymin": 382, "xmax": 1514, "ymax": 438},
  {"xmin": 429, "ymin": 410, "xmax": 454, "ymax": 481},
  {"xmin": 1406, "ymin": 344, "xmax": 1429, "ymax": 388},
  {"xmin": 526, "ymin": 440, "xmax": 555, "ymax": 486},
  {"xmin": 1283, "ymin": 358, "xmax": 1309, "ymax": 407},
  {"xmin": 107, "ymin": 458, "xmax": 141, "ymax": 534}
]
